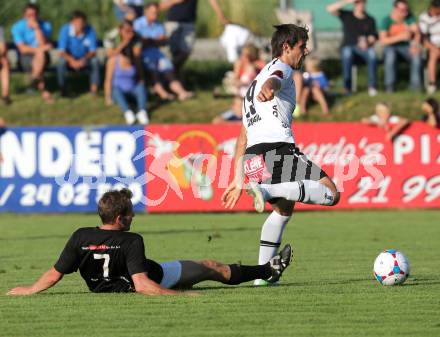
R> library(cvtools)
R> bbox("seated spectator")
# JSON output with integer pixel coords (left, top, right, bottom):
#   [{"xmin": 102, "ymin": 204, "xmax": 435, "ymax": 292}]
[
  {"xmin": 362, "ymin": 102, "xmax": 410, "ymax": 140},
  {"xmin": 105, "ymin": 30, "xmax": 148, "ymax": 125},
  {"xmin": 11, "ymin": 3, "xmax": 53, "ymax": 103},
  {"xmin": 379, "ymin": 0, "xmax": 422, "ymax": 93},
  {"xmin": 327, "ymin": 0, "xmax": 378, "ymax": 96},
  {"xmin": 0, "ymin": 25, "xmax": 11, "ymax": 105},
  {"xmin": 421, "ymin": 98, "xmax": 440, "ymax": 128},
  {"xmin": 114, "ymin": 0, "xmax": 145, "ymax": 21},
  {"xmin": 299, "ymin": 56, "xmax": 330, "ymax": 116},
  {"xmin": 134, "ymin": 2, "xmax": 193, "ymax": 101},
  {"xmin": 104, "ymin": 11, "xmax": 140, "ymax": 58},
  {"xmin": 57, "ymin": 11, "xmax": 99, "ymax": 96},
  {"xmin": 419, "ymin": 0, "xmax": 440, "ymax": 94},
  {"xmin": 213, "ymin": 44, "xmax": 259, "ymax": 123}
]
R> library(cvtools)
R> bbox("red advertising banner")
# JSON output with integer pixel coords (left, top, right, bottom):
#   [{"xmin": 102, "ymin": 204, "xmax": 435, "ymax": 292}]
[{"xmin": 145, "ymin": 123, "xmax": 440, "ymax": 212}]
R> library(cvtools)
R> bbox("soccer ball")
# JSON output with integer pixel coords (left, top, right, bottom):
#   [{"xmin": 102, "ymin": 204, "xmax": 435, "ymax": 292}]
[{"xmin": 373, "ymin": 250, "xmax": 410, "ymax": 286}]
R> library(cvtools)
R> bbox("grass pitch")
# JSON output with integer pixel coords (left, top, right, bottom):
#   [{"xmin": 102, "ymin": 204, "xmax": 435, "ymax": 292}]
[{"xmin": 1, "ymin": 210, "xmax": 439, "ymax": 337}]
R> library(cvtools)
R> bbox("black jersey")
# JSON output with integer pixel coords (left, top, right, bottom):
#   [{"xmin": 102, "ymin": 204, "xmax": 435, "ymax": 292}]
[{"xmin": 54, "ymin": 227, "xmax": 163, "ymax": 293}]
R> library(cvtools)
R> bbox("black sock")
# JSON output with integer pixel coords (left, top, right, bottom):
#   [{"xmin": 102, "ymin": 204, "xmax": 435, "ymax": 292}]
[{"xmin": 226, "ymin": 263, "xmax": 272, "ymax": 285}]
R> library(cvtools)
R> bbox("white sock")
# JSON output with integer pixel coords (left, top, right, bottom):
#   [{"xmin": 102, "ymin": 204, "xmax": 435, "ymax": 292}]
[
  {"xmin": 136, "ymin": 109, "xmax": 149, "ymax": 125},
  {"xmin": 254, "ymin": 210, "xmax": 291, "ymax": 285},
  {"xmin": 124, "ymin": 110, "xmax": 136, "ymax": 125},
  {"xmin": 258, "ymin": 211, "xmax": 291, "ymax": 265},
  {"xmin": 260, "ymin": 181, "xmax": 335, "ymax": 206}
]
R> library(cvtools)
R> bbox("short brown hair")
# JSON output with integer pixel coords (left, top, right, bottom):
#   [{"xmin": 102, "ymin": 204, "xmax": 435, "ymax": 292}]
[
  {"xmin": 271, "ymin": 24, "xmax": 309, "ymax": 58},
  {"xmin": 98, "ymin": 189, "xmax": 133, "ymax": 224}
]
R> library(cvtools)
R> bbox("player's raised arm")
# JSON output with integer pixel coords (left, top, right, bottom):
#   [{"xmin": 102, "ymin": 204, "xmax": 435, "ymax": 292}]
[
  {"xmin": 222, "ymin": 125, "xmax": 247, "ymax": 209},
  {"xmin": 131, "ymin": 272, "xmax": 181, "ymax": 296},
  {"xmin": 7, "ymin": 267, "xmax": 63, "ymax": 296},
  {"xmin": 257, "ymin": 77, "xmax": 281, "ymax": 102}
]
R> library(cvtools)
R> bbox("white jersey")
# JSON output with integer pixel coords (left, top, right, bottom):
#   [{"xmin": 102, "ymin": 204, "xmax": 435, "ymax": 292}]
[
  {"xmin": 243, "ymin": 58, "xmax": 296, "ymax": 148},
  {"xmin": 419, "ymin": 11, "xmax": 440, "ymax": 47}
]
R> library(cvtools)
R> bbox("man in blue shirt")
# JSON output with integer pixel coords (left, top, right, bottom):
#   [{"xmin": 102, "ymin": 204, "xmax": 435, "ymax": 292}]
[
  {"xmin": 57, "ymin": 11, "xmax": 100, "ymax": 96},
  {"xmin": 11, "ymin": 3, "xmax": 53, "ymax": 103},
  {"xmin": 133, "ymin": 2, "xmax": 193, "ymax": 101}
]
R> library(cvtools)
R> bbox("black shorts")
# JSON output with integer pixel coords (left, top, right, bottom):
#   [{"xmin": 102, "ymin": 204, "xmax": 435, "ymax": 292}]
[{"xmin": 244, "ymin": 142, "xmax": 327, "ymax": 184}]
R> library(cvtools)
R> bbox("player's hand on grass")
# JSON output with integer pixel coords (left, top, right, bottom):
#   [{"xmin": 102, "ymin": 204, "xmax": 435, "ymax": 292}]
[
  {"xmin": 7, "ymin": 286, "xmax": 35, "ymax": 296},
  {"xmin": 221, "ymin": 181, "xmax": 243, "ymax": 209}
]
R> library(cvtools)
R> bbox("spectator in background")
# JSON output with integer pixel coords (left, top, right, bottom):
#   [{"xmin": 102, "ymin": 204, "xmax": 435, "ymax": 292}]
[
  {"xmin": 104, "ymin": 11, "xmax": 140, "ymax": 58},
  {"xmin": 57, "ymin": 11, "xmax": 99, "ymax": 96},
  {"xmin": 212, "ymin": 44, "xmax": 260, "ymax": 123},
  {"xmin": 114, "ymin": 0, "xmax": 145, "ymax": 21},
  {"xmin": 134, "ymin": 2, "xmax": 193, "ymax": 101},
  {"xmin": 105, "ymin": 33, "xmax": 149, "ymax": 125},
  {"xmin": 160, "ymin": 0, "xmax": 228, "ymax": 78},
  {"xmin": 11, "ymin": 3, "xmax": 53, "ymax": 103},
  {"xmin": 299, "ymin": 56, "xmax": 330, "ymax": 116},
  {"xmin": 419, "ymin": 0, "xmax": 440, "ymax": 94},
  {"xmin": 379, "ymin": 0, "xmax": 421, "ymax": 93},
  {"xmin": 362, "ymin": 102, "xmax": 410, "ymax": 140},
  {"xmin": 0, "ymin": 26, "xmax": 11, "ymax": 105},
  {"xmin": 421, "ymin": 98, "xmax": 440, "ymax": 128},
  {"xmin": 327, "ymin": 0, "xmax": 378, "ymax": 96}
]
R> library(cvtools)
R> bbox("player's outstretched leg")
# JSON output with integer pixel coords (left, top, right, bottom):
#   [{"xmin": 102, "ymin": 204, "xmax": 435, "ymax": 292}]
[
  {"xmin": 248, "ymin": 176, "xmax": 340, "ymax": 211},
  {"xmin": 169, "ymin": 244, "xmax": 293, "ymax": 289}
]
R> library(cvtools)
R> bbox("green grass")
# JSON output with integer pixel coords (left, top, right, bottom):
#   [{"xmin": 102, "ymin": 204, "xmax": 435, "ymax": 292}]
[{"xmin": 1, "ymin": 210, "xmax": 440, "ymax": 337}]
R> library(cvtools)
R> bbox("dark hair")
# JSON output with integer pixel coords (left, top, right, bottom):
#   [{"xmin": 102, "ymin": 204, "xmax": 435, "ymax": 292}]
[
  {"xmin": 271, "ymin": 24, "xmax": 309, "ymax": 58},
  {"xmin": 98, "ymin": 189, "xmax": 133, "ymax": 224},
  {"xmin": 24, "ymin": 3, "xmax": 39, "ymax": 14},
  {"xmin": 120, "ymin": 19, "xmax": 134, "ymax": 29},
  {"xmin": 424, "ymin": 97, "xmax": 440, "ymax": 127},
  {"xmin": 145, "ymin": 2, "xmax": 159, "ymax": 10},
  {"xmin": 431, "ymin": 0, "xmax": 440, "ymax": 8},
  {"xmin": 71, "ymin": 10, "xmax": 87, "ymax": 22}
]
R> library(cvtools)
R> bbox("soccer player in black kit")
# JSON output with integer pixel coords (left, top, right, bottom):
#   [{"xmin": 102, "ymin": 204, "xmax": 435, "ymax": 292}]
[{"xmin": 7, "ymin": 189, "xmax": 292, "ymax": 296}]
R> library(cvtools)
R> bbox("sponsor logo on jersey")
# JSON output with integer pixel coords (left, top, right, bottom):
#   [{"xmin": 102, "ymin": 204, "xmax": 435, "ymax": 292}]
[{"xmin": 81, "ymin": 244, "xmax": 121, "ymax": 250}]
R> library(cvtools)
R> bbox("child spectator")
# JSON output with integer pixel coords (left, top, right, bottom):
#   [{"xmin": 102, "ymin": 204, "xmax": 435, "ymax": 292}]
[
  {"xmin": 105, "ymin": 41, "xmax": 148, "ymax": 125},
  {"xmin": 134, "ymin": 2, "xmax": 193, "ymax": 101},
  {"xmin": 11, "ymin": 3, "xmax": 53, "ymax": 103},
  {"xmin": 419, "ymin": 0, "xmax": 440, "ymax": 94},
  {"xmin": 299, "ymin": 56, "xmax": 330, "ymax": 116},
  {"xmin": 362, "ymin": 102, "xmax": 410, "ymax": 140},
  {"xmin": 57, "ymin": 11, "xmax": 99, "ymax": 96},
  {"xmin": 0, "ymin": 26, "xmax": 11, "ymax": 105},
  {"xmin": 421, "ymin": 98, "xmax": 440, "ymax": 128},
  {"xmin": 213, "ymin": 44, "xmax": 259, "ymax": 123}
]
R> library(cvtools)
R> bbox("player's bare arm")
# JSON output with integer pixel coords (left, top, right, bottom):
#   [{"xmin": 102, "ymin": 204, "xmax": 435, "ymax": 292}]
[
  {"xmin": 7, "ymin": 267, "xmax": 63, "ymax": 296},
  {"xmin": 131, "ymin": 272, "xmax": 181, "ymax": 296},
  {"xmin": 222, "ymin": 125, "xmax": 247, "ymax": 209},
  {"xmin": 257, "ymin": 78, "xmax": 281, "ymax": 102}
]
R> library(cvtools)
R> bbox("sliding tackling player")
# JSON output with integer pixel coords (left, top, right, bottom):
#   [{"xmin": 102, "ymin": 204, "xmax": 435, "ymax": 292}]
[
  {"xmin": 221, "ymin": 24, "xmax": 340, "ymax": 286},
  {"xmin": 7, "ymin": 189, "xmax": 292, "ymax": 296}
]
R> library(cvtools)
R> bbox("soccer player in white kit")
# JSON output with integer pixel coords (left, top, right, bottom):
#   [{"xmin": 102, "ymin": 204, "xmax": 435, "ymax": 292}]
[{"xmin": 221, "ymin": 24, "xmax": 340, "ymax": 285}]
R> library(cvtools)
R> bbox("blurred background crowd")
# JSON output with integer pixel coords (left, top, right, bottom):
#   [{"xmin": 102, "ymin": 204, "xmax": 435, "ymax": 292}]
[{"xmin": 0, "ymin": 0, "xmax": 439, "ymax": 131}]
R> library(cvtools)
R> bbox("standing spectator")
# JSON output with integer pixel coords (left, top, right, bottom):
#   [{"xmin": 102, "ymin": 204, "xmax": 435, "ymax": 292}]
[
  {"xmin": 0, "ymin": 25, "xmax": 11, "ymax": 105},
  {"xmin": 114, "ymin": 0, "xmax": 145, "ymax": 21},
  {"xmin": 57, "ymin": 11, "xmax": 99, "ymax": 96},
  {"xmin": 134, "ymin": 2, "xmax": 193, "ymax": 101},
  {"xmin": 379, "ymin": 0, "xmax": 422, "ymax": 93},
  {"xmin": 327, "ymin": 0, "xmax": 378, "ymax": 96},
  {"xmin": 419, "ymin": 0, "xmax": 440, "ymax": 94},
  {"xmin": 105, "ymin": 21, "xmax": 148, "ymax": 125},
  {"xmin": 160, "ymin": 0, "xmax": 228, "ymax": 77},
  {"xmin": 11, "ymin": 3, "xmax": 53, "ymax": 103},
  {"xmin": 421, "ymin": 98, "xmax": 440, "ymax": 128},
  {"xmin": 299, "ymin": 56, "xmax": 330, "ymax": 116}
]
